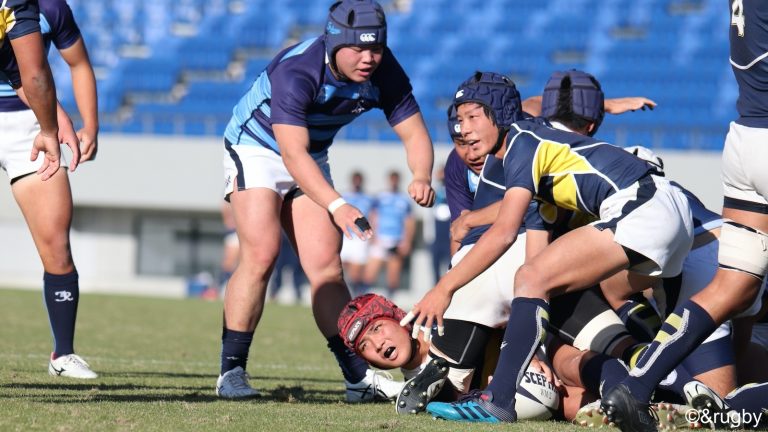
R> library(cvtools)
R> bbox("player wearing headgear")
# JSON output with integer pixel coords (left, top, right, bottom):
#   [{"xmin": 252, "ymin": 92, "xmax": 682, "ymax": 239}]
[
  {"xmin": 0, "ymin": 0, "xmax": 98, "ymax": 378},
  {"xmin": 217, "ymin": 0, "xmax": 435, "ymax": 401},
  {"xmin": 602, "ymin": 2, "xmax": 768, "ymax": 429},
  {"xmin": 405, "ymin": 69, "xmax": 694, "ymax": 425},
  {"xmin": 0, "ymin": 0, "xmax": 75, "ymax": 179}
]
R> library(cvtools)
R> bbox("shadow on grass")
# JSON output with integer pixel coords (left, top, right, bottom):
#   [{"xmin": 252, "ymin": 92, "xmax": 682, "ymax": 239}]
[{"xmin": 0, "ymin": 383, "xmax": 347, "ymax": 404}]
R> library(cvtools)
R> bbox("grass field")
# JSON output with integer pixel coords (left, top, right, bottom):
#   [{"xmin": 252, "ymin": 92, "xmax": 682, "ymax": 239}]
[{"xmin": 0, "ymin": 288, "xmax": 578, "ymax": 432}]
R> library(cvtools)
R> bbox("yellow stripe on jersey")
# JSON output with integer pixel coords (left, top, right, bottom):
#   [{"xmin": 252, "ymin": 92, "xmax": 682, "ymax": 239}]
[
  {"xmin": 1, "ymin": 1, "xmax": 17, "ymax": 42},
  {"xmin": 533, "ymin": 140, "xmax": 595, "ymax": 212}
]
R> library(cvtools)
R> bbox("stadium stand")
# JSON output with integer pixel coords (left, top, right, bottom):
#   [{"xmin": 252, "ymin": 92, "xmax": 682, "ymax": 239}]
[{"xmin": 51, "ymin": 0, "xmax": 736, "ymax": 150}]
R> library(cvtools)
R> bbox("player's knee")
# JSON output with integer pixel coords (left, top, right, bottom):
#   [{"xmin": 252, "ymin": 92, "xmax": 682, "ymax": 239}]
[{"xmin": 514, "ymin": 264, "xmax": 547, "ymax": 298}]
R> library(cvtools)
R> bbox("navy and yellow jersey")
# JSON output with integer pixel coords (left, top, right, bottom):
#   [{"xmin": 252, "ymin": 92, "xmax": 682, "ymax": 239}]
[
  {"xmin": 503, "ymin": 118, "xmax": 653, "ymax": 217},
  {"xmin": 0, "ymin": 0, "xmax": 39, "ymax": 46},
  {"xmin": 0, "ymin": 0, "xmax": 40, "ymax": 79},
  {"xmin": 730, "ymin": 0, "xmax": 768, "ymax": 127},
  {"xmin": 0, "ymin": 0, "xmax": 80, "ymax": 111},
  {"xmin": 461, "ymin": 156, "xmax": 545, "ymax": 248},
  {"xmin": 444, "ymin": 149, "xmax": 479, "ymax": 222},
  {"xmin": 224, "ymin": 37, "xmax": 419, "ymax": 159},
  {"xmin": 534, "ymin": 201, "xmax": 597, "ymax": 240}
]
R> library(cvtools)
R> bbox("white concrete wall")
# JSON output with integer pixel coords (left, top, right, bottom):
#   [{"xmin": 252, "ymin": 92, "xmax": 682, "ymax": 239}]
[{"xmin": 0, "ymin": 133, "xmax": 725, "ymax": 302}]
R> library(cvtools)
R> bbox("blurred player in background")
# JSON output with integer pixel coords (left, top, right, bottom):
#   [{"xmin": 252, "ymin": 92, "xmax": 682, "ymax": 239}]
[
  {"xmin": 362, "ymin": 170, "xmax": 415, "ymax": 298},
  {"xmin": 603, "ymin": 2, "xmax": 768, "ymax": 430},
  {"xmin": 427, "ymin": 165, "xmax": 451, "ymax": 285},
  {"xmin": 217, "ymin": 0, "xmax": 435, "ymax": 401},
  {"xmin": 340, "ymin": 170, "xmax": 374, "ymax": 295},
  {"xmin": 0, "ymin": 0, "xmax": 98, "ymax": 378}
]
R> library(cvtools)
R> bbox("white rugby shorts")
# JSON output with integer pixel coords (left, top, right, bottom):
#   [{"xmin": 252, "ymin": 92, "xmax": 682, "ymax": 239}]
[
  {"xmin": 595, "ymin": 176, "xmax": 693, "ymax": 278},
  {"xmin": 223, "ymin": 141, "xmax": 333, "ymax": 198},
  {"xmin": 722, "ymin": 122, "xmax": 768, "ymax": 208},
  {"xmin": 340, "ymin": 236, "xmax": 369, "ymax": 265},
  {"xmin": 443, "ymin": 233, "xmax": 527, "ymax": 328},
  {"xmin": 0, "ymin": 109, "xmax": 68, "ymax": 182}
]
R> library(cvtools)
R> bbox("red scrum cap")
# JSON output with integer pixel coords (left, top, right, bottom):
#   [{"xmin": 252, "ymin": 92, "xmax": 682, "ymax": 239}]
[{"xmin": 337, "ymin": 293, "xmax": 407, "ymax": 351}]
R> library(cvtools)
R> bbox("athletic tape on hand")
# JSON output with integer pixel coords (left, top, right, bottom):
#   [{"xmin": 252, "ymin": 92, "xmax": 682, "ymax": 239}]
[{"xmin": 354, "ymin": 217, "xmax": 371, "ymax": 231}]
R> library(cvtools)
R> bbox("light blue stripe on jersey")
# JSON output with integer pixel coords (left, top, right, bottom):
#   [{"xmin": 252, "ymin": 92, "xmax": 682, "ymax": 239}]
[
  {"xmin": 279, "ymin": 38, "xmax": 318, "ymax": 62},
  {"xmin": 468, "ymin": 170, "xmax": 479, "ymax": 193},
  {"xmin": 0, "ymin": 14, "xmax": 52, "ymax": 98}
]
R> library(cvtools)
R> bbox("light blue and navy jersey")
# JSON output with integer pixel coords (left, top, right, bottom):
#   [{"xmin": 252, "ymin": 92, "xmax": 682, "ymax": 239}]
[
  {"xmin": 0, "ymin": 0, "xmax": 80, "ymax": 111},
  {"xmin": 730, "ymin": 0, "xmax": 768, "ymax": 127},
  {"xmin": 372, "ymin": 191, "xmax": 412, "ymax": 240},
  {"xmin": 224, "ymin": 36, "xmax": 419, "ymax": 159},
  {"xmin": 461, "ymin": 156, "xmax": 545, "ymax": 247},
  {"xmin": 342, "ymin": 190, "xmax": 374, "ymax": 217},
  {"xmin": 503, "ymin": 118, "xmax": 653, "ymax": 217},
  {"xmin": 444, "ymin": 149, "xmax": 479, "ymax": 222}
]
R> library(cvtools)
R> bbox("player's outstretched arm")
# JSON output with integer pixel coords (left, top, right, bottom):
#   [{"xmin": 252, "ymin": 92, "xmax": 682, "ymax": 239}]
[
  {"xmin": 60, "ymin": 37, "xmax": 99, "ymax": 162},
  {"xmin": 275, "ymin": 123, "xmax": 372, "ymax": 240},
  {"xmin": 392, "ymin": 113, "xmax": 435, "ymax": 207},
  {"xmin": 604, "ymin": 97, "xmax": 656, "ymax": 114}
]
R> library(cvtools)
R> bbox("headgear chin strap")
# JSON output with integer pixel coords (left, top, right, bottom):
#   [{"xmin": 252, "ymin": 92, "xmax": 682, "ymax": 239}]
[
  {"xmin": 453, "ymin": 71, "xmax": 523, "ymax": 152},
  {"xmin": 541, "ymin": 69, "xmax": 605, "ymax": 136},
  {"xmin": 325, "ymin": 0, "xmax": 387, "ymax": 74}
]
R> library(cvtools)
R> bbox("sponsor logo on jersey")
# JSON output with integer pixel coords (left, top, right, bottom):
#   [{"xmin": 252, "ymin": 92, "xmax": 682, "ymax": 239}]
[{"xmin": 360, "ymin": 33, "xmax": 376, "ymax": 42}]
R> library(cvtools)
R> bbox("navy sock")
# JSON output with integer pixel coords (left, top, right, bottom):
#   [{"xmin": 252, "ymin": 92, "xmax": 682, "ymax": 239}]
[
  {"xmin": 623, "ymin": 299, "xmax": 717, "ymax": 401},
  {"xmin": 43, "ymin": 270, "xmax": 79, "ymax": 357},
  {"xmin": 221, "ymin": 328, "xmax": 253, "ymax": 375},
  {"xmin": 725, "ymin": 383, "xmax": 768, "ymax": 420},
  {"xmin": 327, "ymin": 334, "xmax": 368, "ymax": 383},
  {"xmin": 656, "ymin": 364, "xmax": 695, "ymax": 399},
  {"xmin": 581, "ymin": 353, "xmax": 629, "ymax": 397},
  {"xmin": 616, "ymin": 294, "xmax": 662, "ymax": 343},
  {"xmin": 486, "ymin": 297, "xmax": 550, "ymax": 411}
]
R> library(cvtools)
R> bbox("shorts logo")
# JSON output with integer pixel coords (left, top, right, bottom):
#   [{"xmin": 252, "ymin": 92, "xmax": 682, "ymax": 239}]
[
  {"xmin": 359, "ymin": 33, "xmax": 376, "ymax": 42},
  {"xmin": 347, "ymin": 319, "xmax": 364, "ymax": 344}
]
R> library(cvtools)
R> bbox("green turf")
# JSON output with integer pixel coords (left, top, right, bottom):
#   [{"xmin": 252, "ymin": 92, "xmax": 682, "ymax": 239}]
[{"xmin": 0, "ymin": 288, "xmax": 573, "ymax": 431}]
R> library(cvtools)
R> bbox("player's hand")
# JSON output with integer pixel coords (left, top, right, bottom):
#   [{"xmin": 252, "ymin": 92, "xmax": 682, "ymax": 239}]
[
  {"xmin": 529, "ymin": 356, "xmax": 563, "ymax": 391},
  {"xmin": 31, "ymin": 131, "xmax": 61, "ymax": 181},
  {"xmin": 77, "ymin": 126, "xmax": 98, "ymax": 162},
  {"xmin": 605, "ymin": 97, "xmax": 656, "ymax": 115},
  {"xmin": 450, "ymin": 209, "xmax": 472, "ymax": 243},
  {"xmin": 400, "ymin": 286, "xmax": 451, "ymax": 342},
  {"xmin": 57, "ymin": 112, "xmax": 80, "ymax": 172},
  {"xmin": 408, "ymin": 178, "xmax": 435, "ymax": 208},
  {"xmin": 331, "ymin": 204, "xmax": 372, "ymax": 240}
]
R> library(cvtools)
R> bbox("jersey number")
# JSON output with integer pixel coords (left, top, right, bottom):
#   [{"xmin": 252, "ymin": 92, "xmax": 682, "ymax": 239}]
[{"xmin": 732, "ymin": 0, "xmax": 745, "ymax": 37}]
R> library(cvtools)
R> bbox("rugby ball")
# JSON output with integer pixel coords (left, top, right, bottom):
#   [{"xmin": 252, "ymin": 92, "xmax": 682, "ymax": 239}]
[{"xmin": 514, "ymin": 364, "xmax": 560, "ymax": 420}]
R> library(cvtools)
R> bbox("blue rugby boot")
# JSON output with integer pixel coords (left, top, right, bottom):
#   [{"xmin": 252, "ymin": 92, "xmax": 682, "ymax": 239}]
[{"xmin": 426, "ymin": 390, "xmax": 516, "ymax": 423}]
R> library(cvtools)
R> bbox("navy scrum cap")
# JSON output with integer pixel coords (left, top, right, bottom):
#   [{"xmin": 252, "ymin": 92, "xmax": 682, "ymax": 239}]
[
  {"xmin": 453, "ymin": 71, "xmax": 522, "ymax": 131},
  {"xmin": 325, "ymin": 0, "xmax": 387, "ymax": 64},
  {"xmin": 541, "ymin": 69, "xmax": 605, "ymax": 135},
  {"xmin": 447, "ymin": 105, "xmax": 461, "ymax": 139}
]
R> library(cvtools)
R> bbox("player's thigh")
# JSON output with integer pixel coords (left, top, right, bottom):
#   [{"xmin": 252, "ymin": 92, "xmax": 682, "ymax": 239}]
[
  {"xmin": 516, "ymin": 226, "xmax": 629, "ymax": 298},
  {"xmin": 283, "ymin": 194, "xmax": 343, "ymax": 279},
  {"xmin": 229, "ymin": 186, "xmax": 283, "ymax": 265},
  {"xmin": 12, "ymin": 169, "xmax": 73, "ymax": 247},
  {"xmin": 722, "ymin": 123, "xmax": 768, "ymax": 227}
]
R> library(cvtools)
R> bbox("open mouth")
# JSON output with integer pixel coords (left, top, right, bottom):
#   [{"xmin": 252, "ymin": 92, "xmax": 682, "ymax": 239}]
[{"xmin": 384, "ymin": 346, "xmax": 395, "ymax": 359}]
